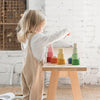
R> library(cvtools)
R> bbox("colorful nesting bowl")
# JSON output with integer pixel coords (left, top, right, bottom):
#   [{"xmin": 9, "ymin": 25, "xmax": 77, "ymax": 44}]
[
  {"xmin": 50, "ymin": 56, "xmax": 57, "ymax": 63},
  {"xmin": 57, "ymin": 59, "xmax": 65, "ymax": 65},
  {"xmin": 72, "ymin": 59, "xmax": 80, "ymax": 65}
]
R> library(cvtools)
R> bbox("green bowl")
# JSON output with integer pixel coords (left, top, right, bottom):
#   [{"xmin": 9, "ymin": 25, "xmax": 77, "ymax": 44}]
[{"xmin": 72, "ymin": 59, "xmax": 80, "ymax": 65}]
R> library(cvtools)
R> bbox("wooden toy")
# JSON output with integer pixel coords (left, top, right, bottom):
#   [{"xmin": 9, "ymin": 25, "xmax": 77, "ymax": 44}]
[
  {"xmin": 72, "ymin": 43, "xmax": 80, "ymax": 65},
  {"xmin": 57, "ymin": 48, "xmax": 65, "ymax": 65},
  {"xmin": 51, "ymin": 56, "xmax": 57, "ymax": 63},
  {"xmin": 47, "ymin": 45, "xmax": 54, "ymax": 62},
  {"xmin": 72, "ymin": 59, "xmax": 80, "ymax": 65},
  {"xmin": 68, "ymin": 57, "xmax": 72, "ymax": 64}
]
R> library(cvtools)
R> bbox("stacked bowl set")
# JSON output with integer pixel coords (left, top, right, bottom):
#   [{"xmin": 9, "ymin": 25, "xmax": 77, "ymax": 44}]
[{"xmin": 47, "ymin": 43, "xmax": 80, "ymax": 65}]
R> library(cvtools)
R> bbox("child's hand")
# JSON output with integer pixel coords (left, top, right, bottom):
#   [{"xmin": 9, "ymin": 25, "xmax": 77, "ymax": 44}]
[
  {"xmin": 64, "ymin": 32, "xmax": 70, "ymax": 39},
  {"xmin": 67, "ymin": 32, "xmax": 70, "ymax": 36}
]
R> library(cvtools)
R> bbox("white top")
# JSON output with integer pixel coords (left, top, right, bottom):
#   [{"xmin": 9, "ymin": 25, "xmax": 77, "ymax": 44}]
[{"xmin": 21, "ymin": 28, "xmax": 69, "ymax": 62}]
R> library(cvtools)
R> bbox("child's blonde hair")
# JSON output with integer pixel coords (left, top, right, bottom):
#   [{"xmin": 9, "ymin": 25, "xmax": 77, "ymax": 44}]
[{"xmin": 16, "ymin": 10, "xmax": 46, "ymax": 43}]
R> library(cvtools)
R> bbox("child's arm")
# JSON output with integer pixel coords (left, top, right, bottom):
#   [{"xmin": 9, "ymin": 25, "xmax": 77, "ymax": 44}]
[{"xmin": 40, "ymin": 28, "xmax": 70, "ymax": 46}]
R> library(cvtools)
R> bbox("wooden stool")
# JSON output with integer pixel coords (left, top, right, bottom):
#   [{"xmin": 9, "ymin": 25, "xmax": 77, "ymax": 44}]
[{"xmin": 43, "ymin": 63, "xmax": 87, "ymax": 100}]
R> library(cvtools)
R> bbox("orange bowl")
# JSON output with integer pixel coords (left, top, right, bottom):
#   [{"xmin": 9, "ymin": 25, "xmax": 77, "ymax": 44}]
[{"xmin": 50, "ymin": 56, "xmax": 57, "ymax": 63}]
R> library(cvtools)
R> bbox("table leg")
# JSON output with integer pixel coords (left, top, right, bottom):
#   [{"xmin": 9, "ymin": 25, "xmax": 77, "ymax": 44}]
[
  {"xmin": 69, "ymin": 71, "xmax": 82, "ymax": 100},
  {"xmin": 47, "ymin": 71, "xmax": 59, "ymax": 100}
]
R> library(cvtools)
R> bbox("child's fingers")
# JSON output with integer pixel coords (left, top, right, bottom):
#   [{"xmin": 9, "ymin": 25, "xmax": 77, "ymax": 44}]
[
  {"xmin": 64, "ymin": 32, "xmax": 70, "ymax": 39},
  {"xmin": 67, "ymin": 32, "xmax": 70, "ymax": 36}
]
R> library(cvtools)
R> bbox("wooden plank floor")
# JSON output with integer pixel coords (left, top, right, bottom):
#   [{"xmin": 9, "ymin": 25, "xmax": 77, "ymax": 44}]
[
  {"xmin": 0, "ymin": 86, "xmax": 100, "ymax": 100},
  {"xmin": 0, "ymin": 86, "xmax": 21, "ymax": 95}
]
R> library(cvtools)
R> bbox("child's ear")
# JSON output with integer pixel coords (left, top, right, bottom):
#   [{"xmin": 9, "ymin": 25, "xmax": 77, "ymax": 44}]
[
  {"xmin": 36, "ymin": 26, "xmax": 41, "ymax": 32},
  {"xmin": 31, "ymin": 27, "xmax": 37, "ymax": 33},
  {"xmin": 34, "ymin": 27, "xmax": 39, "ymax": 33}
]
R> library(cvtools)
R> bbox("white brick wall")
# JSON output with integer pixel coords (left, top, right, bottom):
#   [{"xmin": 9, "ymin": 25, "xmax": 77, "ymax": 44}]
[
  {"xmin": 0, "ymin": 51, "xmax": 23, "ymax": 85},
  {"xmin": 29, "ymin": 0, "xmax": 45, "ymax": 13},
  {"xmin": 0, "ymin": 0, "xmax": 100, "ymax": 87},
  {"xmin": 45, "ymin": 0, "xmax": 100, "ymax": 86}
]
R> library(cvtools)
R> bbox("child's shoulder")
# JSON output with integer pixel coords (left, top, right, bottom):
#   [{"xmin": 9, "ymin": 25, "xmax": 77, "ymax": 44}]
[
  {"xmin": 31, "ymin": 33, "xmax": 45, "ymax": 43},
  {"xmin": 32, "ymin": 33, "xmax": 45, "ymax": 39}
]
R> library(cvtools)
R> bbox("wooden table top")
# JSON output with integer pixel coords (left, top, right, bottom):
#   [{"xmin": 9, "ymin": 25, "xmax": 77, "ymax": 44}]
[{"xmin": 42, "ymin": 63, "xmax": 87, "ymax": 71}]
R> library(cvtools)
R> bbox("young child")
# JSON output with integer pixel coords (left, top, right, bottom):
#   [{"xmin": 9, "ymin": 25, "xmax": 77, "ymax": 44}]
[{"xmin": 16, "ymin": 10, "xmax": 70, "ymax": 100}]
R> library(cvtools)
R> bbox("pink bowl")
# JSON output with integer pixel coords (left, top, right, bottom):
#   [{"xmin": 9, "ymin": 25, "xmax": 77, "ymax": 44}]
[{"xmin": 47, "ymin": 52, "xmax": 53, "ymax": 57}]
